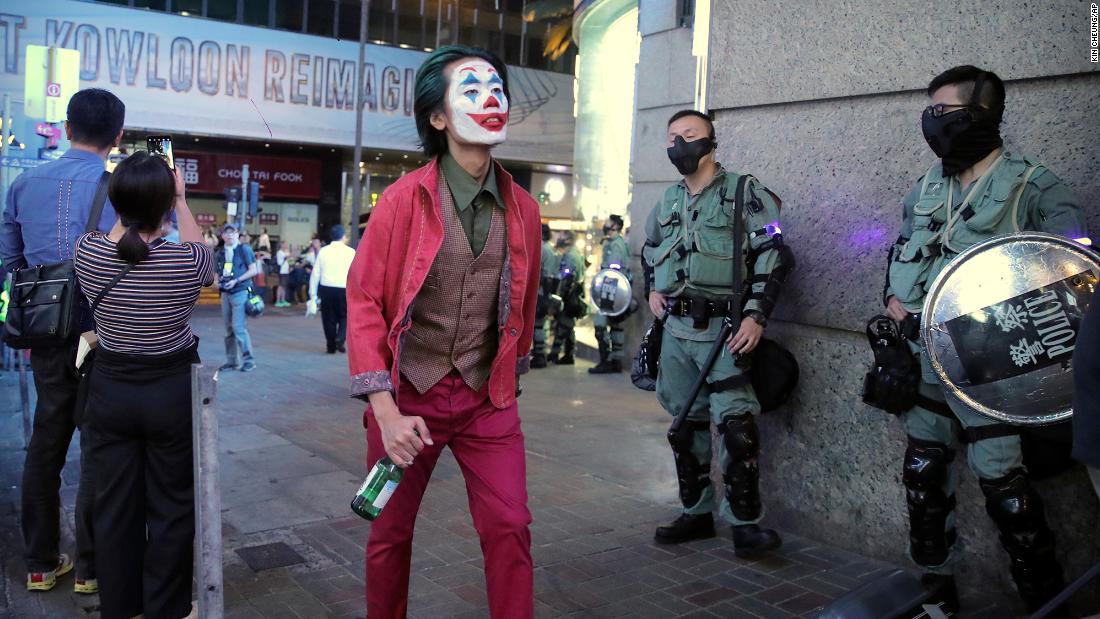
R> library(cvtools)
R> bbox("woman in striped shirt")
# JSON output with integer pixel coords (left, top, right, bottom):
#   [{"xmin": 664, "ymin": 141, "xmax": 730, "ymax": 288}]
[{"xmin": 75, "ymin": 151, "xmax": 211, "ymax": 619}]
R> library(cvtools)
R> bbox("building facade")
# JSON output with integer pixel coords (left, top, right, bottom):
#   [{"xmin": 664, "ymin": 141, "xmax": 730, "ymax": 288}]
[{"xmin": 0, "ymin": 0, "xmax": 577, "ymax": 247}]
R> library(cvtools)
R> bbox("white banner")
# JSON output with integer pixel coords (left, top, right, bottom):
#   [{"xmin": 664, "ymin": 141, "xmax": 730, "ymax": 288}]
[{"xmin": 0, "ymin": 0, "xmax": 575, "ymax": 165}]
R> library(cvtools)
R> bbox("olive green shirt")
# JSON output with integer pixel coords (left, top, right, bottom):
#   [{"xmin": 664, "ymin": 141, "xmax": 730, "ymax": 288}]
[{"xmin": 440, "ymin": 153, "xmax": 504, "ymax": 256}]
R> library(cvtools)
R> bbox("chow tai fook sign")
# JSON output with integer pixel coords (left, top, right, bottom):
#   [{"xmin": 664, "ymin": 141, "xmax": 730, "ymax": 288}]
[
  {"xmin": 176, "ymin": 151, "xmax": 321, "ymax": 200},
  {"xmin": 0, "ymin": 0, "xmax": 575, "ymax": 166}
]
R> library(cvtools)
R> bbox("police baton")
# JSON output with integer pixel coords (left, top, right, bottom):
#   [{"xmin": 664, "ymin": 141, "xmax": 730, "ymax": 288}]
[{"xmin": 667, "ymin": 315, "xmax": 737, "ymax": 450}]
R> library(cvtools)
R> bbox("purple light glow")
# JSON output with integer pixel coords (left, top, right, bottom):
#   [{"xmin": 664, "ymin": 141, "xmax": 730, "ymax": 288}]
[
  {"xmin": 765, "ymin": 222, "xmax": 782, "ymax": 236},
  {"xmin": 850, "ymin": 226, "xmax": 887, "ymax": 249}
]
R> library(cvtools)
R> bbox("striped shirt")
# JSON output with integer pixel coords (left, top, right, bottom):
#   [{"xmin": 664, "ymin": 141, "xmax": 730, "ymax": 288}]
[{"xmin": 75, "ymin": 232, "xmax": 214, "ymax": 355}]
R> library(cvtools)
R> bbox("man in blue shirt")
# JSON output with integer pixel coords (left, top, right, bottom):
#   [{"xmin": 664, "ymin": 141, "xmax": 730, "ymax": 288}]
[
  {"xmin": 0, "ymin": 88, "xmax": 124, "ymax": 594},
  {"xmin": 215, "ymin": 223, "xmax": 258, "ymax": 372}
]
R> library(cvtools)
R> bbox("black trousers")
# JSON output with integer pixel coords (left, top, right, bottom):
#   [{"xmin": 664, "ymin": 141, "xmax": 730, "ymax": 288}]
[
  {"xmin": 319, "ymin": 284, "xmax": 348, "ymax": 351},
  {"xmin": 85, "ymin": 345, "xmax": 198, "ymax": 619},
  {"xmin": 22, "ymin": 345, "xmax": 96, "ymax": 576}
]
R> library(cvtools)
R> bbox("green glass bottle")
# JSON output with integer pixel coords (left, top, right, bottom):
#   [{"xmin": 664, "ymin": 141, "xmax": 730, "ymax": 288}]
[{"xmin": 351, "ymin": 456, "xmax": 403, "ymax": 520}]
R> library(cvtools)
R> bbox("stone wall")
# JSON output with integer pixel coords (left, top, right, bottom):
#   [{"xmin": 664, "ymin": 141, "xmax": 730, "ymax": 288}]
[{"xmin": 624, "ymin": 0, "xmax": 1100, "ymax": 612}]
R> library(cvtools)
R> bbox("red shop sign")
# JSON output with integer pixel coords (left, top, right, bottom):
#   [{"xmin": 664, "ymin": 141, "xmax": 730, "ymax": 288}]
[
  {"xmin": 259, "ymin": 213, "xmax": 279, "ymax": 225},
  {"xmin": 195, "ymin": 213, "xmax": 217, "ymax": 225},
  {"xmin": 175, "ymin": 151, "xmax": 322, "ymax": 200}
]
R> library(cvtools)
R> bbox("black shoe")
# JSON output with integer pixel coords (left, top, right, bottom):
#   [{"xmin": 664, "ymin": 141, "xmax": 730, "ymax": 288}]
[
  {"xmin": 557, "ymin": 353, "xmax": 575, "ymax": 365},
  {"xmin": 920, "ymin": 573, "xmax": 959, "ymax": 616},
  {"xmin": 326, "ymin": 348, "xmax": 336, "ymax": 354},
  {"xmin": 588, "ymin": 360, "xmax": 622, "ymax": 374},
  {"xmin": 547, "ymin": 351, "xmax": 560, "ymax": 364},
  {"xmin": 654, "ymin": 513, "xmax": 716, "ymax": 545},
  {"xmin": 241, "ymin": 361, "xmax": 256, "ymax": 372},
  {"xmin": 218, "ymin": 362, "xmax": 239, "ymax": 372},
  {"xmin": 337, "ymin": 342, "xmax": 346, "ymax": 353},
  {"xmin": 732, "ymin": 524, "xmax": 782, "ymax": 559},
  {"xmin": 530, "ymin": 353, "xmax": 547, "ymax": 369}
]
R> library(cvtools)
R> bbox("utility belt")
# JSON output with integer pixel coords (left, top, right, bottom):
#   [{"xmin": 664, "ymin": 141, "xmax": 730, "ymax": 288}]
[{"xmin": 668, "ymin": 296, "xmax": 736, "ymax": 329}]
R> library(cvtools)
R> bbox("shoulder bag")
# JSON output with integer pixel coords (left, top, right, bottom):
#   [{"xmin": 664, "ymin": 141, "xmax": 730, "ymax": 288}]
[{"xmin": 4, "ymin": 171, "xmax": 111, "ymax": 349}]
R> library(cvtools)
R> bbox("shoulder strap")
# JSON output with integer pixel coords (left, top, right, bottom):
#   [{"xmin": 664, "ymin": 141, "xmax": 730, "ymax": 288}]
[
  {"xmin": 84, "ymin": 171, "xmax": 111, "ymax": 233},
  {"xmin": 90, "ymin": 263, "xmax": 133, "ymax": 314},
  {"xmin": 1009, "ymin": 164, "xmax": 1043, "ymax": 233},
  {"xmin": 723, "ymin": 174, "xmax": 748, "ymax": 317}
]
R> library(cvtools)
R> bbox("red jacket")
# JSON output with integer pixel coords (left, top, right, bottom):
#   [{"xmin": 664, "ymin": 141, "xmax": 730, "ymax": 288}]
[{"xmin": 346, "ymin": 157, "xmax": 541, "ymax": 410}]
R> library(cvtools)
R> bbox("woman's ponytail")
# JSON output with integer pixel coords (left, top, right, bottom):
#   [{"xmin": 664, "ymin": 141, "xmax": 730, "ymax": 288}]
[
  {"xmin": 116, "ymin": 219, "xmax": 150, "ymax": 264},
  {"xmin": 106, "ymin": 151, "xmax": 176, "ymax": 265}
]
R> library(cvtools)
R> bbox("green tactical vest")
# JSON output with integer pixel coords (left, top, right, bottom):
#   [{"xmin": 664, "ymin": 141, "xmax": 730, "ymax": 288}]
[
  {"xmin": 601, "ymin": 236, "xmax": 631, "ymax": 281},
  {"xmin": 541, "ymin": 241, "xmax": 561, "ymax": 279},
  {"xmin": 649, "ymin": 172, "xmax": 749, "ymax": 298},
  {"xmin": 889, "ymin": 150, "xmax": 1052, "ymax": 311}
]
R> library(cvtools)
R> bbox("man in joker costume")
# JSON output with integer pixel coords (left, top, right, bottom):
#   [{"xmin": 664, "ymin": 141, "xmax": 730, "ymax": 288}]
[{"xmin": 347, "ymin": 46, "xmax": 541, "ymax": 618}]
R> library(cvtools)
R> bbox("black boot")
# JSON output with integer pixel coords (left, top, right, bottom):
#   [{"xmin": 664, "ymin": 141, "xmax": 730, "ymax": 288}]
[
  {"xmin": 547, "ymin": 349, "xmax": 560, "ymax": 364},
  {"xmin": 920, "ymin": 573, "xmax": 959, "ymax": 616},
  {"xmin": 654, "ymin": 513, "xmax": 716, "ymax": 544},
  {"xmin": 531, "ymin": 353, "xmax": 547, "ymax": 368},
  {"xmin": 732, "ymin": 524, "xmax": 781, "ymax": 558},
  {"xmin": 557, "ymin": 353, "xmax": 575, "ymax": 365},
  {"xmin": 980, "ymin": 470, "xmax": 1066, "ymax": 616},
  {"xmin": 588, "ymin": 359, "xmax": 622, "ymax": 374}
]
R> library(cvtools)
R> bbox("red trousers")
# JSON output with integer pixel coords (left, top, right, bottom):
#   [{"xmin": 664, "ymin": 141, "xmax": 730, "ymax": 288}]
[{"xmin": 364, "ymin": 371, "xmax": 533, "ymax": 619}]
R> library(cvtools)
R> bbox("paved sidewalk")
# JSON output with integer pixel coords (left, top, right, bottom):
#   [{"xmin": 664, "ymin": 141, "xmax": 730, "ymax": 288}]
[{"xmin": 0, "ymin": 307, "xmax": 1015, "ymax": 618}]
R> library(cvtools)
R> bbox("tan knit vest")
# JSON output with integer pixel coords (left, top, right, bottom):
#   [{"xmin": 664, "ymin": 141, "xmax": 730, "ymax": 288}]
[{"xmin": 399, "ymin": 174, "xmax": 506, "ymax": 394}]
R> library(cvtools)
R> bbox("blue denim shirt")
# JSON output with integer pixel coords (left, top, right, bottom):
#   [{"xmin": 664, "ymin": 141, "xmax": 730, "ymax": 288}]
[{"xmin": 0, "ymin": 149, "xmax": 116, "ymax": 275}]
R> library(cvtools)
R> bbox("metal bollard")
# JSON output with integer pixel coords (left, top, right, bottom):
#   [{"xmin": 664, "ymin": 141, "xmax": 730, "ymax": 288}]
[{"xmin": 191, "ymin": 364, "xmax": 223, "ymax": 618}]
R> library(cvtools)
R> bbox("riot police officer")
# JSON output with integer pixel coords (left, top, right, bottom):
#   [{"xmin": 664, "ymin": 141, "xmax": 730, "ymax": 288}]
[
  {"xmin": 549, "ymin": 232, "xmax": 585, "ymax": 365},
  {"xmin": 883, "ymin": 66, "xmax": 1086, "ymax": 615},
  {"xmin": 531, "ymin": 224, "xmax": 561, "ymax": 369},
  {"xmin": 589, "ymin": 215, "xmax": 631, "ymax": 374},
  {"xmin": 643, "ymin": 110, "xmax": 793, "ymax": 557}
]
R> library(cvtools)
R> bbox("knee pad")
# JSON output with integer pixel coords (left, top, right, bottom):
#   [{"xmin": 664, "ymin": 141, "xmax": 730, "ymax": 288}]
[
  {"xmin": 902, "ymin": 437, "xmax": 956, "ymax": 567},
  {"xmin": 671, "ymin": 420, "xmax": 711, "ymax": 508},
  {"xmin": 979, "ymin": 469, "xmax": 1063, "ymax": 604},
  {"xmin": 719, "ymin": 414, "xmax": 759, "ymax": 461},
  {"xmin": 719, "ymin": 415, "xmax": 762, "ymax": 521}
]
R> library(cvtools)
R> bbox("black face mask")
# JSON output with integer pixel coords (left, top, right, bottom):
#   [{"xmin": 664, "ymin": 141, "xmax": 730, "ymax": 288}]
[
  {"xmin": 602, "ymin": 224, "xmax": 612, "ymax": 236},
  {"xmin": 921, "ymin": 108, "xmax": 1003, "ymax": 177},
  {"xmin": 666, "ymin": 135, "xmax": 715, "ymax": 176}
]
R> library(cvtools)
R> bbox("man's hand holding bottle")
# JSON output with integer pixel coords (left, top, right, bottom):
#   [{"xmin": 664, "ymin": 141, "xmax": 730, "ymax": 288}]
[{"xmin": 368, "ymin": 391, "xmax": 434, "ymax": 469}]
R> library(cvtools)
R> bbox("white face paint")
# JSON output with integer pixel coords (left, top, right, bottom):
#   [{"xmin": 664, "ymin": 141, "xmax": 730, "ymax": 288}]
[{"xmin": 445, "ymin": 59, "xmax": 509, "ymax": 145}]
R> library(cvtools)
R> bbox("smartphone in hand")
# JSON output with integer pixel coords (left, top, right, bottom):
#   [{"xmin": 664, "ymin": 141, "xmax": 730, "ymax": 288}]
[{"xmin": 147, "ymin": 135, "xmax": 175, "ymax": 169}]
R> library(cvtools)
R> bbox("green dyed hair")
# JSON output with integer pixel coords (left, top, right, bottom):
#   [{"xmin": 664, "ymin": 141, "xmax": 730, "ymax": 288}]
[{"xmin": 413, "ymin": 45, "xmax": 511, "ymax": 158}]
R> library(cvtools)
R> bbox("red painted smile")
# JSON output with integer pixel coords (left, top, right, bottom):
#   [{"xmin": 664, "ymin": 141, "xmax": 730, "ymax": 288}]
[{"xmin": 467, "ymin": 112, "xmax": 508, "ymax": 132}]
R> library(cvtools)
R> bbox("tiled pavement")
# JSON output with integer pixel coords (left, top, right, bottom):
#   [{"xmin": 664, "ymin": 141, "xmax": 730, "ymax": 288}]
[{"xmin": 0, "ymin": 307, "xmax": 1016, "ymax": 618}]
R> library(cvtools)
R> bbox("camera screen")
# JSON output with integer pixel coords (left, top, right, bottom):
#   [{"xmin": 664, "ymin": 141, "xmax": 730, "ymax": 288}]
[{"xmin": 147, "ymin": 136, "xmax": 175, "ymax": 170}]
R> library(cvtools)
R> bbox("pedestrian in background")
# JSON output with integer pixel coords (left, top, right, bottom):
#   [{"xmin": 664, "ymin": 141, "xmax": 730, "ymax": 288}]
[
  {"xmin": 202, "ymin": 226, "xmax": 218, "ymax": 250},
  {"xmin": 0, "ymin": 87, "xmax": 125, "ymax": 595},
  {"xmin": 303, "ymin": 238, "xmax": 321, "ymax": 267},
  {"xmin": 309, "ymin": 225, "xmax": 355, "ymax": 353},
  {"xmin": 215, "ymin": 223, "xmax": 258, "ymax": 372},
  {"xmin": 275, "ymin": 240, "xmax": 291, "ymax": 307},
  {"xmin": 76, "ymin": 151, "xmax": 210, "ymax": 619},
  {"xmin": 257, "ymin": 227, "xmax": 271, "ymax": 253},
  {"xmin": 549, "ymin": 232, "xmax": 584, "ymax": 365}
]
